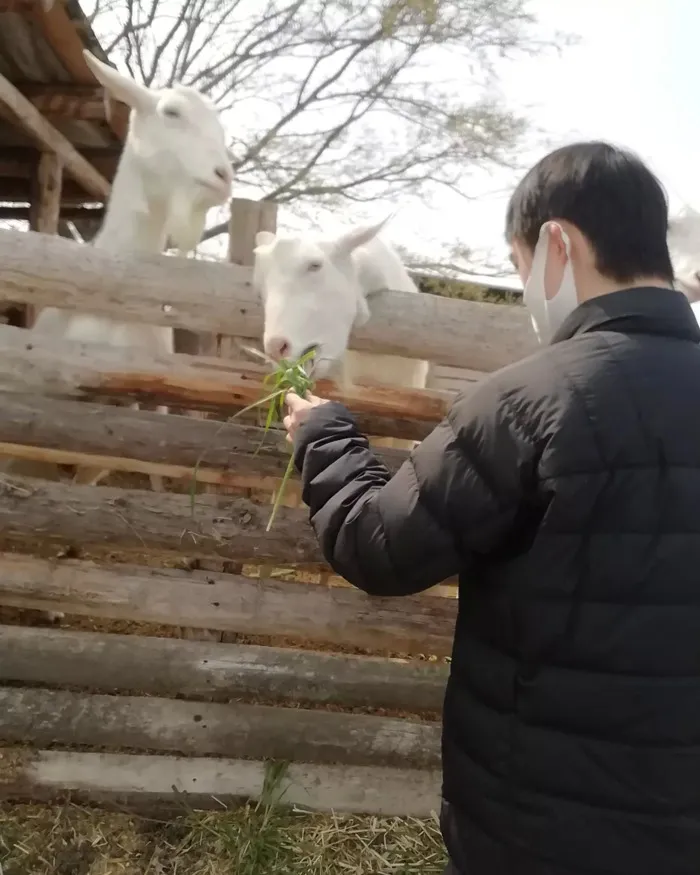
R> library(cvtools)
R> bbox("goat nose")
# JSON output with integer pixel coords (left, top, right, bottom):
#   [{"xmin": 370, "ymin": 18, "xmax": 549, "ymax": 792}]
[
  {"xmin": 214, "ymin": 164, "xmax": 231, "ymax": 184},
  {"xmin": 264, "ymin": 336, "xmax": 291, "ymax": 360}
]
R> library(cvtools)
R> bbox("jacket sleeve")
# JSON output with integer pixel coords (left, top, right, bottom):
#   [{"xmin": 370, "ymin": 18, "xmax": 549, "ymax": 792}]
[{"xmin": 292, "ymin": 383, "xmax": 535, "ymax": 597}]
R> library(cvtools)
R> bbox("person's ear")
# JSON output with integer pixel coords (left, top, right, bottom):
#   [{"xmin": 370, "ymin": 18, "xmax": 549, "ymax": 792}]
[
  {"xmin": 543, "ymin": 223, "xmax": 570, "ymax": 301},
  {"xmin": 546, "ymin": 223, "xmax": 570, "ymax": 263}
]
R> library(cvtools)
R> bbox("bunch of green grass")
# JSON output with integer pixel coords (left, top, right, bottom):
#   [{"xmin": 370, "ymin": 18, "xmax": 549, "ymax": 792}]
[{"xmin": 191, "ymin": 347, "xmax": 316, "ymax": 531}]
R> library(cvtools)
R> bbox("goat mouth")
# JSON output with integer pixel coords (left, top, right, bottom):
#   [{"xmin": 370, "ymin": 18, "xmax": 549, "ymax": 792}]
[{"xmin": 194, "ymin": 177, "xmax": 231, "ymax": 199}]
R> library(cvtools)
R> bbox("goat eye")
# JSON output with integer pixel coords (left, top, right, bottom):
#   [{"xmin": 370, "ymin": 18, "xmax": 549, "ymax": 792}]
[
  {"xmin": 163, "ymin": 106, "xmax": 181, "ymax": 119},
  {"xmin": 307, "ymin": 261, "xmax": 322, "ymax": 272}
]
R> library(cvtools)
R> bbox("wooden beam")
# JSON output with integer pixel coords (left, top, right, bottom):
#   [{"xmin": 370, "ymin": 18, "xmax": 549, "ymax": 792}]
[
  {"xmin": 0, "ymin": 394, "xmax": 408, "ymax": 486},
  {"xmin": 0, "ymin": 177, "xmax": 103, "ymax": 206},
  {"xmin": 0, "ymin": 73, "xmax": 110, "ymax": 199},
  {"xmin": 0, "ymin": 325, "xmax": 451, "ymax": 441},
  {"xmin": 0, "ymin": 625, "xmax": 448, "ymax": 711},
  {"xmin": 0, "ymin": 205, "xmax": 104, "ymax": 221},
  {"xmin": 0, "ymin": 146, "xmax": 120, "ymax": 181},
  {"xmin": 0, "ymin": 475, "xmax": 325, "ymax": 568},
  {"xmin": 29, "ymin": 152, "xmax": 63, "ymax": 234},
  {"xmin": 24, "ymin": 1, "xmax": 129, "ymax": 141},
  {"xmin": 0, "ymin": 230, "xmax": 536, "ymax": 372},
  {"xmin": 25, "ymin": 151, "xmax": 63, "ymax": 327},
  {"xmin": 0, "ymin": 687, "xmax": 441, "ymax": 768},
  {"xmin": 0, "ymin": 748, "xmax": 442, "ymax": 816},
  {"xmin": 0, "ymin": 554, "xmax": 457, "ymax": 655},
  {"xmin": 16, "ymin": 83, "xmax": 111, "ymax": 120},
  {"xmin": 195, "ymin": 197, "xmax": 279, "ymax": 360}
]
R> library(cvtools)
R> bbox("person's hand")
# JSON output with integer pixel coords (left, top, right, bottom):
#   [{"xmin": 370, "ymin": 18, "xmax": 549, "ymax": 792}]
[{"xmin": 283, "ymin": 390, "xmax": 329, "ymax": 442}]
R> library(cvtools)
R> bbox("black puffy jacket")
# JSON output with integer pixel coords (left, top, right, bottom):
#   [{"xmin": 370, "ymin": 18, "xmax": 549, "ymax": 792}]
[{"xmin": 292, "ymin": 287, "xmax": 700, "ymax": 875}]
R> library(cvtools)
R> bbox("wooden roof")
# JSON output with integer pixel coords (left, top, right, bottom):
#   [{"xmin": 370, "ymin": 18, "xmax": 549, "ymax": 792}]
[{"xmin": 0, "ymin": 0, "xmax": 126, "ymax": 207}]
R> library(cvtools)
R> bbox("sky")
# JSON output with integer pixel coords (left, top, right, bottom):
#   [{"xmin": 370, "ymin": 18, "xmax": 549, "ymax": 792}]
[
  {"xmin": 83, "ymin": 0, "xmax": 698, "ymax": 278},
  {"xmin": 381, "ymin": 0, "xmax": 697, "ymax": 276}
]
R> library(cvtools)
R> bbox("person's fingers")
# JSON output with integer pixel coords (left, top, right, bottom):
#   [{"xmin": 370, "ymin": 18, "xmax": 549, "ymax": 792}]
[
  {"xmin": 283, "ymin": 414, "xmax": 293, "ymax": 431},
  {"xmin": 285, "ymin": 390, "xmax": 304, "ymax": 411},
  {"xmin": 285, "ymin": 432, "xmax": 293, "ymax": 444}
]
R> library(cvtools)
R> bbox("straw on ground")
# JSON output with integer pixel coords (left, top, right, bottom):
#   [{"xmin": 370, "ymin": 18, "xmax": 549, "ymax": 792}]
[{"xmin": 0, "ymin": 802, "xmax": 447, "ymax": 875}]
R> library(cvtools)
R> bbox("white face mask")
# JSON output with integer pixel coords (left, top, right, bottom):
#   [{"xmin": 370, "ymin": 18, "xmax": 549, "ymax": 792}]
[{"xmin": 523, "ymin": 222, "xmax": 579, "ymax": 344}]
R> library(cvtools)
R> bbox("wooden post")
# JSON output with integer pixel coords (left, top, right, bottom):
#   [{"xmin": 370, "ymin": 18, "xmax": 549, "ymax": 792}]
[
  {"xmin": 173, "ymin": 197, "xmax": 277, "ymax": 373},
  {"xmin": 196, "ymin": 197, "xmax": 278, "ymax": 359},
  {"xmin": 26, "ymin": 151, "xmax": 64, "ymax": 328}
]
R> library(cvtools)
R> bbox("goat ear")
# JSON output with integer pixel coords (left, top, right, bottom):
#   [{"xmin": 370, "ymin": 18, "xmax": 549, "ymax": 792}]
[
  {"xmin": 255, "ymin": 231, "xmax": 276, "ymax": 248},
  {"xmin": 83, "ymin": 50, "xmax": 156, "ymax": 113},
  {"xmin": 333, "ymin": 213, "xmax": 394, "ymax": 258}
]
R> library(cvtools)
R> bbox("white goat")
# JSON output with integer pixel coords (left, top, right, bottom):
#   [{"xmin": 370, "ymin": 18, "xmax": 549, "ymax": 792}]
[
  {"xmin": 9, "ymin": 50, "xmax": 232, "ymax": 490},
  {"xmin": 253, "ymin": 216, "xmax": 429, "ymax": 452}
]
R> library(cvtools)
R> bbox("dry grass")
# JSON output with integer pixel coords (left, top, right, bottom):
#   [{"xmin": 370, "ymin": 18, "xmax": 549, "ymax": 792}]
[{"xmin": 0, "ymin": 802, "xmax": 446, "ymax": 875}]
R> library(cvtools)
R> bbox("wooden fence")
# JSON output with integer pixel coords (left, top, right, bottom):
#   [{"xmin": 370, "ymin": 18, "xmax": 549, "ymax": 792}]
[{"xmin": 0, "ymin": 203, "xmax": 534, "ymax": 817}]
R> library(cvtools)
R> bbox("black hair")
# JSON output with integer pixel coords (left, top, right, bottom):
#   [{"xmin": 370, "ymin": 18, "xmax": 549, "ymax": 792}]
[{"xmin": 505, "ymin": 141, "xmax": 674, "ymax": 284}]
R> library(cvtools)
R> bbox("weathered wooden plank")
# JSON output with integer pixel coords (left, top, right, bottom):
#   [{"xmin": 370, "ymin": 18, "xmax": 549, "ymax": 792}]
[
  {"xmin": 0, "ymin": 687, "xmax": 441, "ymax": 768},
  {"xmin": 0, "ymin": 555, "xmax": 457, "ymax": 656},
  {"xmin": 0, "ymin": 625, "xmax": 448, "ymax": 711},
  {"xmin": 0, "ymin": 229, "xmax": 535, "ymax": 371},
  {"xmin": 0, "ymin": 324, "xmax": 450, "ymax": 441},
  {"xmin": 0, "ymin": 749, "xmax": 442, "ymax": 816},
  {"xmin": 0, "ymin": 394, "xmax": 408, "ymax": 486},
  {"xmin": 29, "ymin": 151, "xmax": 63, "ymax": 236},
  {"xmin": 0, "ymin": 475, "xmax": 323, "ymax": 567},
  {"xmin": 0, "ymin": 76, "xmax": 110, "ymax": 199}
]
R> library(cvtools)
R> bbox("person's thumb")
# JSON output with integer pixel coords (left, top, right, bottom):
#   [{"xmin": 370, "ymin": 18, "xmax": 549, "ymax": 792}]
[{"xmin": 285, "ymin": 389, "xmax": 304, "ymax": 411}]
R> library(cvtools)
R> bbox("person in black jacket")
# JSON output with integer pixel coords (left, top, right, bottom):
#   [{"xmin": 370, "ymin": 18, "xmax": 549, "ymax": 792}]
[{"xmin": 281, "ymin": 142, "xmax": 700, "ymax": 875}]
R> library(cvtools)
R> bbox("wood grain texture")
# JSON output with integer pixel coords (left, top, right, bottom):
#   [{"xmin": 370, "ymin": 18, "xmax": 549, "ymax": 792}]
[
  {"xmin": 0, "ymin": 748, "xmax": 442, "ymax": 816},
  {"xmin": 0, "ymin": 76, "xmax": 110, "ymax": 198},
  {"xmin": 0, "ymin": 229, "xmax": 536, "ymax": 371},
  {"xmin": 0, "ymin": 475, "xmax": 323, "ymax": 568},
  {"xmin": 0, "ymin": 554, "xmax": 457, "ymax": 655},
  {"xmin": 0, "ymin": 625, "xmax": 448, "ymax": 710},
  {"xmin": 0, "ymin": 687, "xmax": 441, "ymax": 768},
  {"xmin": 0, "ymin": 325, "xmax": 450, "ymax": 440},
  {"xmin": 0, "ymin": 393, "xmax": 408, "ymax": 482}
]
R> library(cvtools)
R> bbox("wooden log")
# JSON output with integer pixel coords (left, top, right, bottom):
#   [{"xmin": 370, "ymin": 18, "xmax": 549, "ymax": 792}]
[
  {"xmin": 0, "ymin": 205, "xmax": 105, "ymax": 221},
  {"xmin": 26, "ymin": 152, "xmax": 64, "ymax": 329},
  {"xmin": 0, "ymin": 145, "xmax": 120, "ymax": 180},
  {"xmin": 0, "ymin": 325, "xmax": 450, "ymax": 441},
  {"xmin": 17, "ymin": 84, "xmax": 112, "ymax": 121},
  {"xmin": 224, "ymin": 199, "xmax": 276, "ymax": 363},
  {"xmin": 0, "ymin": 393, "xmax": 408, "ymax": 486},
  {"xmin": 0, "ymin": 475, "xmax": 324, "ymax": 567},
  {"xmin": 0, "ymin": 687, "xmax": 441, "ymax": 769},
  {"xmin": 0, "ymin": 625, "xmax": 448, "ymax": 711},
  {"xmin": 0, "ymin": 76, "xmax": 110, "ymax": 199},
  {"xmin": 27, "ymin": 0, "xmax": 129, "ymax": 142},
  {"xmin": 0, "ymin": 555, "xmax": 457, "ymax": 656},
  {"xmin": 0, "ymin": 229, "xmax": 535, "ymax": 371},
  {"xmin": 29, "ymin": 152, "xmax": 63, "ymax": 235},
  {"xmin": 0, "ymin": 748, "xmax": 441, "ymax": 816}
]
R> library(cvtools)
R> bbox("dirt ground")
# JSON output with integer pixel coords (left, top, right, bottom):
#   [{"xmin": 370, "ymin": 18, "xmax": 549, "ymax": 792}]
[{"xmin": 0, "ymin": 802, "xmax": 447, "ymax": 875}]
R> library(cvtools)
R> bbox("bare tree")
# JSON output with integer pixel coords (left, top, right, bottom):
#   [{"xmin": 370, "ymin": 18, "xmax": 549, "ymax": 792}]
[{"xmin": 85, "ymin": 0, "xmax": 567, "ymax": 242}]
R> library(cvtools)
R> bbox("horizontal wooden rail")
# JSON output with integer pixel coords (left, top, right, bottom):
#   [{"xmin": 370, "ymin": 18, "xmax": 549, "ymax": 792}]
[
  {"xmin": 0, "ymin": 555, "xmax": 457, "ymax": 656},
  {"xmin": 0, "ymin": 625, "xmax": 448, "ymax": 711},
  {"xmin": 0, "ymin": 475, "xmax": 324, "ymax": 568},
  {"xmin": 0, "ymin": 395, "xmax": 409, "ymax": 488},
  {"xmin": 0, "ymin": 687, "xmax": 441, "ymax": 769},
  {"xmin": 0, "ymin": 229, "xmax": 536, "ymax": 371},
  {"xmin": 0, "ymin": 325, "xmax": 451, "ymax": 441},
  {"xmin": 0, "ymin": 748, "xmax": 441, "ymax": 816}
]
